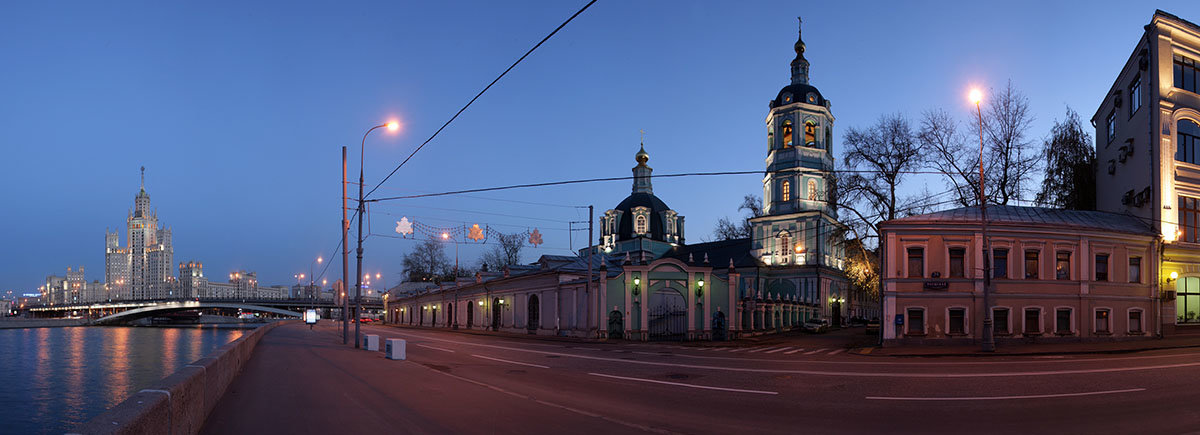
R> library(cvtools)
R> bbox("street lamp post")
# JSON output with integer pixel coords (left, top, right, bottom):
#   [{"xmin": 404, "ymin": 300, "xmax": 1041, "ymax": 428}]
[
  {"xmin": 354, "ymin": 121, "xmax": 399, "ymax": 348},
  {"xmin": 442, "ymin": 232, "xmax": 460, "ymax": 328},
  {"xmin": 970, "ymin": 88, "xmax": 995, "ymax": 353}
]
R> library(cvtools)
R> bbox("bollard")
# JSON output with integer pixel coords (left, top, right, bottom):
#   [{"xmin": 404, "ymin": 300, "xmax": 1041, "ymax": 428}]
[
  {"xmin": 386, "ymin": 338, "xmax": 406, "ymax": 360},
  {"xmin": 363, "ymin": 334, "xmax": 379, "ymax": 351}
]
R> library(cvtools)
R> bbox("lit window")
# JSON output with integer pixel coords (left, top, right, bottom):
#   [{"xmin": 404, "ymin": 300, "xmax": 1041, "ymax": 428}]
[
  {"xmin": 634, "ymin": 215, "xmax": 647, "ymax": 235},
  {"xmin": 804, "ymin": 121, "xmax": 816, "ymax": 146},
  {"xmin": 1095, "ymin": 309, "xmax": 1110, "ymax": 333},
  {"xmin": 1056, "ymin": 251, "xmax": 1071, "ymax": 280},
  {"xmin": 1024, "ymin": 250, "xmax": 1039, "ymax": 279},
  {"xmin": 781, "ymin": 180, "xmax": 791, "ymax": 202},
  {"xmin": 782, "ymin": 121, "xmax": 793, "ymax": 147},
  {"xmin": 779, "ymin": 231, "xmax": 790, "ymax": 262},
  {"xmin": 807, "ymin": 179, "xmax": 817, "ymax": 201}
]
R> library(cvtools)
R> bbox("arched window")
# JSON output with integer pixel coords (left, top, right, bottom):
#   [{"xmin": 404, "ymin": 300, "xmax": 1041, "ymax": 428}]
[
  {"xmin": 808, "ymin": 179, "xmax": 818, "ymax": 201},
  {"xmin": 767, "ymin": 127, "xmax": 774, "ymax": 150},
  {"xmin": 782, "ymin": 121, "xmax": 793, "ymax": 147},
  {"xmin": 1178, "ymin": 119, "xmax": 1200, "ymax": 165},
  {"xmin": 781, "ymin": 180, "xmax": 791, "ymax": 202},
  {"xmin": 635, "ymin": 215, "xmax": 648, "ymax": 235},
  {"xmin": 804, "ymin": 121, "xmax": 816, "ymax": 146},
  {"xmin": 779, "ymin": 231, "xmax": 791, "ymax": 263}
]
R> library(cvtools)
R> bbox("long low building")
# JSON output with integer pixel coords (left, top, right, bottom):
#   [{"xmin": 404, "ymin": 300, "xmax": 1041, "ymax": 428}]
[{"xmin": 880, "ymin": 205, "xmax": 1161, "ymax": 345}]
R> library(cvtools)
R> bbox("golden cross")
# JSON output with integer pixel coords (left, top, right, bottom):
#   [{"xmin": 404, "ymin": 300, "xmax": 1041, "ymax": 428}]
[{"xmin": 639, "ymin": 129, "xmax": 645, "ymax": 143}]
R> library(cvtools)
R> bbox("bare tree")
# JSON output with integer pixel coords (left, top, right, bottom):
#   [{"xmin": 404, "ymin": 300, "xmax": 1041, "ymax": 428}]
[
  {"xmin": 402, "ymin": 238, "xmax": 451, "ymax": 282},
  {"xmin": 480, "ymin": 232, "xmax": 525, "ymax": 271},
  {"xmin": 918, "ymin": 109, "xmax": 980, "ymax": 207},
  {"xmin": 977, "ymin": 80, "xmax": 1039, "ymax": 205},
  {"xmin": 839, "ymin": 113, "xmax": 925, "ymax": 236},
  {"xmin": 1036, "ymin": 107, "xmax": 1096, "ymax": 210},
  {"xmin": 712, "ymin": 194, "xmax": 763, "ymax": 241}
]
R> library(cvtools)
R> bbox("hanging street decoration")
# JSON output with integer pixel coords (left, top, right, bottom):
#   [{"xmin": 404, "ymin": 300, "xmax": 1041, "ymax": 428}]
[
  {"xmin": 394, "ymin": 217, "xmax": 414, "ymax": 237},
  {"xmin": 529, "ymin": 228, "xmax": 543, "ymax": 247},
  {"xmin": 467, "ymin": 224, "xmax": 486, "ymax": 241}
]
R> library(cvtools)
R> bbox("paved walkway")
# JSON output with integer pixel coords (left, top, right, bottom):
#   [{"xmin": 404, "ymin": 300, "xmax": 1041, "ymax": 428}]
[
  {"xmin": 199, "ymin": 321, "xmax": 598, "ymax": 434},
  {"xmin": 863, "ymin": 333, "xmax": 1200, "ymax": 357}
]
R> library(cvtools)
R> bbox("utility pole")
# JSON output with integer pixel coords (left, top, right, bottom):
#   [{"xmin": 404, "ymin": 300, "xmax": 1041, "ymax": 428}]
[
  {"xmin": 587, "ymin": 205, "xmax": 593, "ymax": 336},
  {"xmin": 342, "ymin": 146, "xmax": 350, "ymax": 344}
]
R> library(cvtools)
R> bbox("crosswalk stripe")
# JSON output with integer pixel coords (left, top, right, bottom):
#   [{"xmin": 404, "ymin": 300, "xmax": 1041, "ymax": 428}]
[
  {"xmin": 727, "ymin": 347, "xmax": 750, "ymax": 353},
  {"xmin": 747, "ymin": 346, "xmax": 775, "ymax": 353},
  {"xmin": 765, "ymin": 347, "xmax": 793, "ymax": 354},
  {"xmin": 827, "ymin": 348, "xmax": 845, "ymax": 355},
  {"xmin": 803, "ymin": 348, "xmax": 828, "ymax": 355},
  {"xmin": 784, "ymin": 348, "xmax": 805, "ymax": 355}
]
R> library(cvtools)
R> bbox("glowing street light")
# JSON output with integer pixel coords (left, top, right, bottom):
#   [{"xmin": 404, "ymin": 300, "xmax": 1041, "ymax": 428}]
[
  {"xmin": 969, "ymin": 88, "xmax": 982, "ymax": 105},
  {"xmin": 970, "ymin": 86, "xmax": 994, "ymax": 353}
]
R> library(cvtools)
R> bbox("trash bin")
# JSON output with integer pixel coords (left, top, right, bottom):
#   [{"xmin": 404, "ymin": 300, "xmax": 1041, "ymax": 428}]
[{"xmin": 386, "ymin": 338, "xmax": 406, "ymax": 360}]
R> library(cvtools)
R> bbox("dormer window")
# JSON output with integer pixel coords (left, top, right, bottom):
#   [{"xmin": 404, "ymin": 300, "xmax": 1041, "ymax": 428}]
[
  {"xmin": 782, "ymin": 121, "xmax": 794, "ymax": 147},
  {"xmin": 782, "ymin": 180, "xmax": 791, "ymax": 202},
  {"xmin": 806, "ymin": 93, "xmax": 817, "ymax": 104},
  {"xmin": 804, "ymin": 121, "xmax": 816, "ymax": 146},
  {"xmin": 635, "ymin": 215, "xmax": 648, "ymax": 235},
  {"xmin": 782, "ymin": 93, "xmax": 793, "ymax": 104}
]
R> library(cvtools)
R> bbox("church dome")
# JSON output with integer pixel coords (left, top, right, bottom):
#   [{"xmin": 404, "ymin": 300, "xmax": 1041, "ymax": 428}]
[
  {"xmin": 612, "ymin": 192, "xmax": 673, "ymax": 241},
  {"xmin": 770, "ymin": 83, "xmax": 825, "ymax": 109}
]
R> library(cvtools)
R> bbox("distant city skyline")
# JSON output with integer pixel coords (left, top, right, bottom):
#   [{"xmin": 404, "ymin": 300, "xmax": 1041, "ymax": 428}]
[{"xmin": 4, "ymin": 1, "xmax": 1200, "ymax": 293}]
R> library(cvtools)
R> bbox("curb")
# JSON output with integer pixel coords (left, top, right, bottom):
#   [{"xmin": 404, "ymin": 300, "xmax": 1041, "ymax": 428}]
[{"xmin": 852, "ymin": 342, "xmax": 1200, "ymax": 358}]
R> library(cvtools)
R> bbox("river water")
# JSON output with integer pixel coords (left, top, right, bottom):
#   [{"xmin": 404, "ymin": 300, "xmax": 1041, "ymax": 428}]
[{"xmin": 0, "ymin": 325, "xmax": 248, "ymax": 434}]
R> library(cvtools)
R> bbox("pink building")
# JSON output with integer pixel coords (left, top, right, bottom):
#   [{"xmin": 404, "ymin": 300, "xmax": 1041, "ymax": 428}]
[{"xmin": 880, "ymin": 206, "xmax": 1160, "ymax": 345}]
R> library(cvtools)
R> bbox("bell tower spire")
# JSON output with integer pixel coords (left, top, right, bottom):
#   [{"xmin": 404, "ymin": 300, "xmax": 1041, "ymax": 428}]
[
  {"xmin": 632, "ymin": 139, "xmax": 653, "ymax": 195},
  {"xmin": 790, "ymin": 17, "xmax": 809, "ymax": 85}
]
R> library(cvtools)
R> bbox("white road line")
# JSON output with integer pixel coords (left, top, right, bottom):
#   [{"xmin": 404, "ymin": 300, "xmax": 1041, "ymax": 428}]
[
  {"xmin": 764, "ymin": 347, "xmax": 793, "ymax": 354},
  {"xmin": 784, "ymin": 348, "xmax": 805, "ymax": 355},
  {"xmin": 414, "ymin": 343, "xmax": 455, "ymax": 353},
  {"xmin": 803, "ymin": 348, "xmax": 828, "ymax": 355},
  {"xmin": 589, "ymin": 372, "xmax": 779, "ymax": 395},
  {"xmin": 865, "ymin": 388, "xmax": 1146, "ymax": 401},
  {"xmin": 827, "ymin": 349, "xmax": 845, "ymax": 356},
  {"xmin": 383, "ymin": 330, "xmax": 1200, "ymax": 378},
  {"xmin": 726, "ymin": 348, "xmax": 749, "ymax": 353},
  {"xmin": 747, "ymin": 347, "xmax": 775, "ymax": 353},
  {"xmin": 471, "ymin": 354, "xmax": 550, "ymax": 369}
]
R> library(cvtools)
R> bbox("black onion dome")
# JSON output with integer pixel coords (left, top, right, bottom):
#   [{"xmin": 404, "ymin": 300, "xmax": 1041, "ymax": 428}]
[
  {"xmin": 770, "ymin": 83, "xmax": 825, "ymax": 108},
  {"xmin": 613, "ymin": 192, "xmax": 672, "ymax": 241}
]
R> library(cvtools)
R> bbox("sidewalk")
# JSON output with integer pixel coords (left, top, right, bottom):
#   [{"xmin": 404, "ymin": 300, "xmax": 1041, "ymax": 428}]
[{"xmin": 857, "ymin": 334, "xmax": 1200, "ymax": 357}]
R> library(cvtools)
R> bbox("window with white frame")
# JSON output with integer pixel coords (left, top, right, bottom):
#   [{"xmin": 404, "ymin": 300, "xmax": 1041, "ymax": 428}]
[
  {"xmin": 1024, "ymin": 307, "xmax": 1041, "ymax": 334},
  {"xmin": 906, "ymin": 308, "xmax": 924, "ymax": 335},
  {"xmin": 993, "ymin": 308, "xmax": 1010, "ymax": 335},
  {"xmin": 1129, "ymin": 309, "xmax": 1144, "ymax": 334},
  {"xmin": 907, "ymin": 247, "xmax": 924, "ymax": 278},
  {"xmin": 779, "ymin": 231, "xmax": 791, "ymax": 263},
  {"xmin": 993, "ymin": 248, "xmax": 1009, "ymax": 279},
  {"xmin": 1095, "ymin": 253, "xmax": 1109, "ymax": 281},
  {"xmin": 948, "ymin": 308, "xmax": 966, "ymax": 335},
  {"xmin": 1095, "ymin": 309, "xmax": 1111, "ymax": 333},
  {"xmin": 1129, "ymin": 256, "xmax": 1141, "ymax": 283},
  {"xmin": 634, "ymin": 215, "xmax": 648, "ymax": 235},
  {"xmin": 1024, "ymin": 250, "xmax": 1039, "ymax": 279},
  {"xmin": 949, "ymin": 247, "xmax": 965, "ymax": 278},
  {"xmin": 1055, "ymin": 308, "xmax": 1072, "ymax": 334}
]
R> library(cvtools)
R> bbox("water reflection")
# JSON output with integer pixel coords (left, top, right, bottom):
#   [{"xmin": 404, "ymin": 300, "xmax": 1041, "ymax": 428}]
[{"xmin": 0, "ymin": 325, "xmax": 250, "ymax": 435}]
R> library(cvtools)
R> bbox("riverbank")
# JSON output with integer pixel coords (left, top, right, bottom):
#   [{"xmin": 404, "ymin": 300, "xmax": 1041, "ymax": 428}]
[{"xmin": 0, "ymin": 318, "xmax": 86, "ymax": 329}]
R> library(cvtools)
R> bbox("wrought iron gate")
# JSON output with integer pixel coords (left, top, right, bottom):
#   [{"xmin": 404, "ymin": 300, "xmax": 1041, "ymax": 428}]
[
  {"xmin": 608, "ymin": 310, "xmax": 624, "ymax": 339},
  {"xmin": 648, "ymin": 302, "xmax": 687, "ymax": 341}
]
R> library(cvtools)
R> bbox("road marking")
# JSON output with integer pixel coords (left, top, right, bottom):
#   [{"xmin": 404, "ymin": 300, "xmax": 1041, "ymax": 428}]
[
  {"xmin": 381, "ymin": 329, "xmax": 1200, "ymax": 377},
  {"xmin": 865, "ymin": 388, "xmax": 1146, "ymax": 401},
  {"xmin": 764, "ymin": 347, "xmax": 793, "ymax": 354},
  {"xmin": 589, "ymin": 372, "xmax": 778, "ymax": 395},
  {"xmin": 471, "ymin": 354, "xmax": 550, "ymax": 369},
  {"xmin": 784, "ymin": 348, "xmax": 805, "ymax": 355},
  {"xmin": 827, "ymin": 349, "xmax": 845, "ymax": 356},
  {"xmin": 858, "ymin": 347, "xmax": 874, "ymax": 355},
  {"xmin": 747, "ymin": 347, "xmax": 775, "ymax": 353},
  {"xmin": 803, "ymin": 348, "xmax": 828, "ymax": 355},
  {"xmin": 726, "ymin": 347, "xmax": 749, "ymax": 353},
  {"xmin": 415, "ymin": 343, "xmax": 455, "ymax": 353}
]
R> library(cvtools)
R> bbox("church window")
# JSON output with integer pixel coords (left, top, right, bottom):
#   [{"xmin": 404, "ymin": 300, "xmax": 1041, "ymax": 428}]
[
  {"xmin": 804, "ymin": 121, "xmax": 816, "ymax": 146},
  {"xmin": 807, "ymin": 179, "xmax": 818, "ymax": 201},
  {"xmin": 779, "ymin": 231, "xmax": 791, "ymax": 263},
  {"xmin": 782, "ymin": 121, "xmax": 793, "ymax": 147},
  {"xmin": 781, "ymin": 180, "xmax": 791, "ymax": 202},
  {"xmin": 635, "ymin": 215, "xmax": 647, "ymax": 235}
]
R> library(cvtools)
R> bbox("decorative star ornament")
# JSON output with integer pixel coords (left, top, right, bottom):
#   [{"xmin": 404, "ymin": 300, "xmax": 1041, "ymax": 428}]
[
  {"xmin": 467, "ymin": 224, "xmax": 485, "ymax": 241},
  {"xmin": 528, "ymin": 228, "xmax": 543, "ymax": 247},
  {"xmin": 395, "ymin": 217, "xmax": 414, "ymax": 237}
]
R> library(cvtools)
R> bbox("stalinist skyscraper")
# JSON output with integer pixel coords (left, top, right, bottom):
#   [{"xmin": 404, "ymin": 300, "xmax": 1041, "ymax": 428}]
[{"xmin": 105, "ymin": 167, "xmax": 175, "ymax": 300}]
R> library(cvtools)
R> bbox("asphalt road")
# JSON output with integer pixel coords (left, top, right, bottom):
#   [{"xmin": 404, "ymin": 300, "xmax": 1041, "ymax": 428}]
[{"xmin": 200, "ymin": 322, "xmax": 1200, "ymax": 434}]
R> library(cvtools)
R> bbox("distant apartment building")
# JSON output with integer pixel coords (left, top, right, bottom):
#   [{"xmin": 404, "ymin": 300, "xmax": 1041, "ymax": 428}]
[
  {"xmin": 1092, "ymin": 10, "xmax": 1200, "ymax": 332},
  {"xmin": 179, "ymin": 261, "xmax": 207, "ymax": 299},
  {"xmin": 105, "ymin": 168, "xmax": 176, "ymax": 301},
  {"xmin": 205, "ymin": 271, "xmax": 259, "ymax": 299}
]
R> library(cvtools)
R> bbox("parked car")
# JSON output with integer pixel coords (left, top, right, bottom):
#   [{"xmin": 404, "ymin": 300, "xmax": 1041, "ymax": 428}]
[
  {"xmin": 359, "ymin": 317, "xmax": 374, "ymax": 323},
  {"xmin": 802, "ymin": 318, "xmax": 828, "ymax": 333}
]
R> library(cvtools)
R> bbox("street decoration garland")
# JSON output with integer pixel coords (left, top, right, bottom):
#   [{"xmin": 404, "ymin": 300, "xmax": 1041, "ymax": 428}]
[{"xmin": 394, "ymin": 216, "xmax": 543, "ymax": 248}]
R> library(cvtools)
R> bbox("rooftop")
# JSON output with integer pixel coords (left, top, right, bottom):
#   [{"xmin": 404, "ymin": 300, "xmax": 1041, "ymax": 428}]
[{"xmin": 884, "ymin": 205, "xmax": 1156, "ymax": 236}]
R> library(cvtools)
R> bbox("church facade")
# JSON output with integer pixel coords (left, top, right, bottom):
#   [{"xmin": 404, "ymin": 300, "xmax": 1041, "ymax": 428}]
[{"xmin": 385, "ymin": 19, "xmax": 850, "ymax": 340}]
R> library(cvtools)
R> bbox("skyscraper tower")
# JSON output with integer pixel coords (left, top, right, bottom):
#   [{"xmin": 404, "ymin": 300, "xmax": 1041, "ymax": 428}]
[{"xmin": 106, "ymin": 167, "xmax": 175, "ymax": 300}]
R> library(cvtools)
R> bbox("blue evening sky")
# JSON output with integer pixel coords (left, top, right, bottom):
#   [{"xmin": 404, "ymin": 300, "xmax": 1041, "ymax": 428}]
[{"xmin": 2, "ymin": 0, "xmax": 1197, "ymax": 293}]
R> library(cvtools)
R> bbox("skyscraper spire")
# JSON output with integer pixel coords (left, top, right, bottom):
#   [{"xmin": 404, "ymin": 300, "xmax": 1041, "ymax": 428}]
[
  {"xmin": 140, "ymin": 166, "xmax": 145, "ymax": 193},
  {"xmin": 790, "ymin": 17, "xmax": 810, "ymax": 85}
]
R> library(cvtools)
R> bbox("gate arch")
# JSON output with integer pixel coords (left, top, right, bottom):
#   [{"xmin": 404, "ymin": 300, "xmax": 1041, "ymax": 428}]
[{"xmin": 647, "ymin": 287, "xmax": 687, "ymax": 341}]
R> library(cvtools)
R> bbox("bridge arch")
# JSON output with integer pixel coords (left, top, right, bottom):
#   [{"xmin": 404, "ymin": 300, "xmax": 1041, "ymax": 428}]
[{"xmin": 93, "ymin": 301, "xmax": 301, "ymax": 325}]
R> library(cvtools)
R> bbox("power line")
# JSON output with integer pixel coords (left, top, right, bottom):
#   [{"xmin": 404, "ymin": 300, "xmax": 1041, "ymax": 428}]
[{"xmin": 366, "ymin": 0, "xmax": 599, "ymax": 199}]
